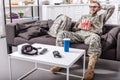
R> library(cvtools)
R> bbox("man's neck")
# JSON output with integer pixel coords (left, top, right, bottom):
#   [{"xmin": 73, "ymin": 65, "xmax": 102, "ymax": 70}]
[{"xmin": 89, "ymin": 12, "xmax": 97, "ymax": 17}]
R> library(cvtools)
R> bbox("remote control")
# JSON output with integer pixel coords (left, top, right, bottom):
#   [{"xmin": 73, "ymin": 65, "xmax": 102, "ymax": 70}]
[{"xmin": 39, "ymin": 48, "xmax": 47, "ymax": 54}]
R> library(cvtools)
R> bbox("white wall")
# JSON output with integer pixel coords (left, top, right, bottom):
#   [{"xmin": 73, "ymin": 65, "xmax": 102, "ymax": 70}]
[
  {"xmin": 0, "ymin": 0, "xmax": 5, "ymax": 36},
  {"xmin": 0, "ymin": 0, "xmax": 9, "ymax": 80}
]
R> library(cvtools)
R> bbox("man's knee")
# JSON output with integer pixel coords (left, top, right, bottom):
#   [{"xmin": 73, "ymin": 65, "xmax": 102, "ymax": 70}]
[
  {"xmin": 89, "ymin": 34, "xmax": 101, "ymax": 46},
  {"xmin": 85, "ymin": 34, "xmax": 101, "ymax": 45},
  {"xmin": 92, "ymin": 34, "xmax": 101, "ymax": 41},
  {"xmin": 56, "ymin": 31, "xmax": 70, "ymax": 46},
  {"xmin": 57, "ymin": 31, "xmax": 69, "ymax": 38}
]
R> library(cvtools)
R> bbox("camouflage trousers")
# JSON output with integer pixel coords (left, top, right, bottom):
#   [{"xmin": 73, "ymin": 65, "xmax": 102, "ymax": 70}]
[{"xmin": 56, "ymin": 30, "xmax": 102, "ymax": 57}]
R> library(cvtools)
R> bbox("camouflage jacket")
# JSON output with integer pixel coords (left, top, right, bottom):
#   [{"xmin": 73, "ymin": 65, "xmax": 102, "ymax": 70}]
[{"xmin": 73, "ymin": 5, "xmax": 115, "ymax": 35}]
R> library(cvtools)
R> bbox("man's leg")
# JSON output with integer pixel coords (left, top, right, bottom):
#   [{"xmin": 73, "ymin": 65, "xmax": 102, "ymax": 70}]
[
  {"xmin": 84, "ymin": 55, "xmax": 98, "ymax": 80},
  {"xmin": 84, "ymin": 33, "xmax": 101, "ymax": 80},
  {"xmin": 51, "ymin": 31, "xmax": 83, "ymax": 72}
]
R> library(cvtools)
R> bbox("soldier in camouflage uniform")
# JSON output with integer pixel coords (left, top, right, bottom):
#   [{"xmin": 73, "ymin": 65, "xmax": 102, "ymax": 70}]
[{"xmin": 51, "ymin": 0, "xmax": 115, "ymax": 80}]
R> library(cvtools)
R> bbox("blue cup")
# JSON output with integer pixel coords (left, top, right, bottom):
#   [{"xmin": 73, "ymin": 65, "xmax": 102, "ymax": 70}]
[{"xmin": 63, "ymin": 38, "xmax": 70, "ymax": 52}]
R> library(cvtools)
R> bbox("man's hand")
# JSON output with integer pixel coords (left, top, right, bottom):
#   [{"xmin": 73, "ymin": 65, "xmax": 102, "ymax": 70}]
[{"xmin": 77, "ymin": 19, "xmax": 91, "ymax": 30}]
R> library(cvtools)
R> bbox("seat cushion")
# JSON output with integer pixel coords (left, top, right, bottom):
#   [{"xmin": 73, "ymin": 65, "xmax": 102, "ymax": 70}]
[
  {"xmin": 71, "ymin": 43, "xmax": 88, "ymax": 50},
  {"xmin": 14, "ymin": 37, "xmax": 30, "ymax": 45},
  {"xmin": 29, "ymin": 35, "xmax": 56, "ymax": 45},
  {"xmin": 14, "ymin": 35, "xmax": 56, "ymax": 46}
]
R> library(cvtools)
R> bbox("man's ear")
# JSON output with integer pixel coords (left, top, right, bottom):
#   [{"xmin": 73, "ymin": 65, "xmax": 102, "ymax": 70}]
[{"xmin": 97, "ymin": 6, "xmax": 102, "ymax": 12}]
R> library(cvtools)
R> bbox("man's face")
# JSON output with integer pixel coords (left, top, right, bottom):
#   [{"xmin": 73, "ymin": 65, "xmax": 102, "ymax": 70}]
[{"xmin": 89, "ymin": 3, "xmax": 100, "ymax": 14}]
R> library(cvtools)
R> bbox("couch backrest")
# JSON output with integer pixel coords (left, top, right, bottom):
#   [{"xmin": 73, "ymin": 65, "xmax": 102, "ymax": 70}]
[
  {"xmin": 102, "ymin": 24, "xmax": 120, "ymax": 34},
  {"xmin": 6, "ymin": 20, "xmax": 120, "ymax": 36},
  {"xmin": 70, "ymin": 22, "xmax": 120, "ymax": 34}
]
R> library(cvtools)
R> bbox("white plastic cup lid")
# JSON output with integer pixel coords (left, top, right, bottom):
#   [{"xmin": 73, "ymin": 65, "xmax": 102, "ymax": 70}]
[{"xmin": 63, "ymin": 38, "xmax": 70, "ymax": 40}]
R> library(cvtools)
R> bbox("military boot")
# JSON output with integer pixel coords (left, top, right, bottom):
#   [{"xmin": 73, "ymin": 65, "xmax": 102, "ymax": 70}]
[
  {"xmin": 84, "ymin": 55, "xmax": 98, "ymax": 80},
  {"xmin": 50, "ymin": 66, "xmax": 62, "ymax": 72}
]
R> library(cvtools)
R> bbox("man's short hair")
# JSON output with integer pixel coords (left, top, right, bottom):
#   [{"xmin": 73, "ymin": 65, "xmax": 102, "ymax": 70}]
[{"xmin": 91, "ymin": 1, "xmax": 101, "ymax": 8}]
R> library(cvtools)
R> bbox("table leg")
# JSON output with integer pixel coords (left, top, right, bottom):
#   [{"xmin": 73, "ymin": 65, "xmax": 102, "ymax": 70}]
[
  {"xmin": 66, "ymin": 68, "xmax": 69, "ymax": 80},
  {"xmin": 82, "ymin": 53, "xmax": 86, "ymax": 80},
  {"xmin": 8, "ymin": 56, "xmax": 12, "ymax": 80}
]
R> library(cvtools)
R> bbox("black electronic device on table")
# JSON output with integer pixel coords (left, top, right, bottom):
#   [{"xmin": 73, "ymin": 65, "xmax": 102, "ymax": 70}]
[
  {"xmin": 53, "ymin": 51, "xmax": 62, "ymax": 58},
  {"xmin": 39, "ymin": 48, "xmax": 48, "ymax": 54},
  {"xmin": 21, "ymin": 44, "xmax": 38, "ymax": 55}
]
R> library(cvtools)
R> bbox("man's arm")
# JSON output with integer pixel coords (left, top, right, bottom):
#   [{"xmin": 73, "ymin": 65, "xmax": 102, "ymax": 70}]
[
  {"xmin": 100, "ymin": 5, "xmax": 115, "ymax": 23},
  {"xmin": 72, "ymin": 20, "xmax": 80, "ymax": 31}
]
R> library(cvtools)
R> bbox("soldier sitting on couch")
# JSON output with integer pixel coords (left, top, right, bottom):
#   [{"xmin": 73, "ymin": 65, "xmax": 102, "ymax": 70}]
[{"xmin": 50, "ymin": 0, "xmax": 115, "ymax": 80}]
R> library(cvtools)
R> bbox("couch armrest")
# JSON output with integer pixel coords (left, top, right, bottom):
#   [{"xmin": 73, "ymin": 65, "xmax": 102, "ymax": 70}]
[
  {"xmin": 5, "ymin": 23, "xmax": 16, "ymax": 45},
  {"xmin": 116, "ymin": 32, "xmax": 120, "ymax": 61}
]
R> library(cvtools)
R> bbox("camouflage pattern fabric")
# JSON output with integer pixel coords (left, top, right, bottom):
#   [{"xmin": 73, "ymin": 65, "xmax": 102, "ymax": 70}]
[
  {"xmin": 73, "ymin": 5, "xmax": 115, "ymax": 35},
  {"xmin": 56, "ymin": 30, "xmax": 101, "ymax": 57},
  {"xmin": 48, "ymin": 14, "xmax": 72, "ymax": 37},
  {"xmin": 56, "ymin": 5, "xmax": 115, "ymax": 57}
]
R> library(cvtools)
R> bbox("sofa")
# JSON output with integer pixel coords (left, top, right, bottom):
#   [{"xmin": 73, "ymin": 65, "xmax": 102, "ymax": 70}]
[{"xmin": 5, "ymin": 19, "xmax": 120, "ymax": 61}]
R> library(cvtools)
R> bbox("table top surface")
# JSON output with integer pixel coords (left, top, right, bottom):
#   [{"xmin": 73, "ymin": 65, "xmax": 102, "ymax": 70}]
[{"xmin": 9, "ymin": 43, "xmax": 85, "ymax": 68}]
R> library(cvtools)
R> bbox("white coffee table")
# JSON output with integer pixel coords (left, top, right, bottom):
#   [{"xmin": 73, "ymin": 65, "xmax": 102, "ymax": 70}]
[{"xmin": 9, "ymin": 43, "xmax": 86, "ymax": 80}]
